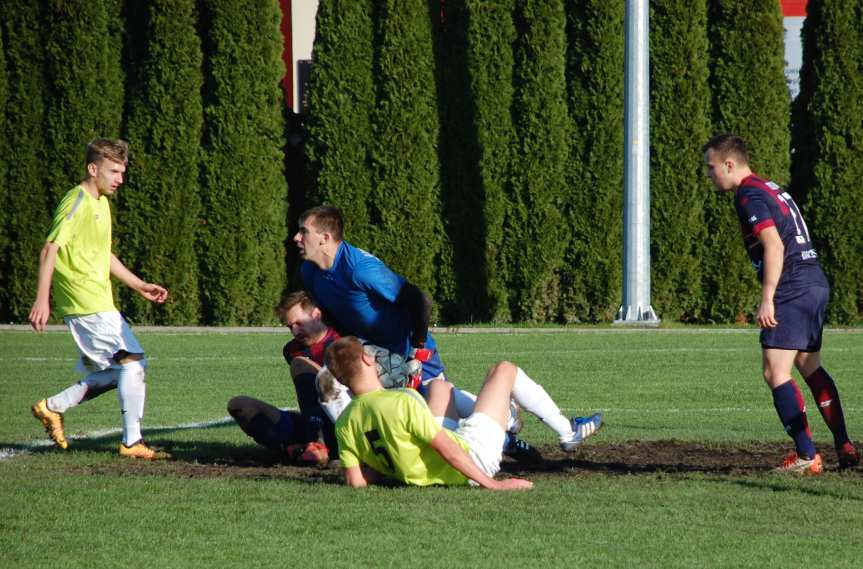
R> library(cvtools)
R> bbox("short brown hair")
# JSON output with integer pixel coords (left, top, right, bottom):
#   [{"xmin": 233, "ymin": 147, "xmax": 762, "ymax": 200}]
[
  {"xmin": 86, "ymin": 138, "xmax": 130, "ymax": 168},
  {"xmin": 299, "ymin": 205, "xmax": 344, "ymax": 241},
  {"xmin": 275, "ymin": 290, "xmax": 316, "ymax": 323},
  {"xmin": 703, "ymin": 133, "xmax": 750, "ymax": 165},
  {"xmin": 324, "ymin": 336, "xmax": 364, "ymax": 385}
]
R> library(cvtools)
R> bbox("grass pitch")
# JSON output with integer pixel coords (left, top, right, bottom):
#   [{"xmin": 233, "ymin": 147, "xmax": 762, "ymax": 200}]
[{"xmin": 1, "ymin": 327, "xmax": 862, "ymax": 568}]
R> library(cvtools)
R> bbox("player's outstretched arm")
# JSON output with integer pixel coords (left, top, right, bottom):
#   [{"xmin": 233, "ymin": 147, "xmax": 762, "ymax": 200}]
[
  {"xmin": 110, "ymin": 254, "xmax": 168, "ymax": 304},
  {"xmin": 29, "ymin": 242, "xmax": 60, "ymax": 332},
  {"xmin": 430, "ymin": 430, "xmax": 532, "ymax": 491}
]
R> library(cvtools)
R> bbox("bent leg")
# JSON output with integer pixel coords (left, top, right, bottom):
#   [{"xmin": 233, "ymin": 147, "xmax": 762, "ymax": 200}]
[
  {"xmin": 797, "ymin": 351, "xmax": 851, "ymax": 448},
  {"xmin": 764, "ymin": 348, "xmax": 816, "ymax": 459},
  {"xmin": 227, "ymin": 395, "xmax": 304, "ymax": 452}
]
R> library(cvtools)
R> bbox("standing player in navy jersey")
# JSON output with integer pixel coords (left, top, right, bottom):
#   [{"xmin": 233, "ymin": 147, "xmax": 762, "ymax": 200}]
[
  {"xmin": 293, "ymin": 205, "xmax": 602, "ymax": 460},
  {"xmin": 704, "ymin": 133, "xmax": 858, "ymax": 473}
]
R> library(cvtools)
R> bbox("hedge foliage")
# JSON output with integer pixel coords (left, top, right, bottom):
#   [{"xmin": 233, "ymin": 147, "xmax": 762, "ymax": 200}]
[
  {"xmin": 792, "ymin": 0, "xmax": 863, "ymax": 323},
  {"xmin": 648, "ymin": 0, "xmax": 711, "ymax": 322},
  {"xmin": 2, "ymin": 1, "xmax": 861, "ymax": 325},
  {"xmin": 116, "ymin": 0, "xmax": 204, "ymax": 325},
  {"xmin": 1, "ymin": 2, "xmax": 50, "ymax": 321},
  {"xmin": 198, "ymin": 0, "xmax": 288, "ymax": 325}
]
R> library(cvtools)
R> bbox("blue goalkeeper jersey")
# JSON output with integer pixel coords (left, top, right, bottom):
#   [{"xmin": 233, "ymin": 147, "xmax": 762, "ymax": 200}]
[{"xmin": 300, "ymin": 241, "xmax": 438, "ymax": 357}]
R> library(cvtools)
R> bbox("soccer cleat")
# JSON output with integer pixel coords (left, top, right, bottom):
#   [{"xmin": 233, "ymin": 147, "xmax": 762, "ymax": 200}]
[
  {"xmin": 31, "ymin": 399, "xmax": 69, "ymax": 449},
  {"xmin": 773, "ymin": 452, "xmax": 823, "ymax": 475},
  {"xmin": 507, "ymin": 400, "xmax": 523, "ymax": 435},
  {"xmin": 502, "ymin": 434, "xmax": 542, "ymax": 463},
  {"xmin": 837, "ymin": 442, "xmax": 860, "ymax": 470},
  {"xmin": 560, "ymin": 412, "xmax": 604, "ymax": 452},
  {"xmin": 119, "ymin": 440, "xmax": 170, "ymax": 460},
  {"xmin": 286, "ymin": 441, "xmax": 330, "ymax": 466}
]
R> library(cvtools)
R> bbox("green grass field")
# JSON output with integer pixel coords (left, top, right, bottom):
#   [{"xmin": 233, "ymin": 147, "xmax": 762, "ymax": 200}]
[{"xmin": 2, "ymin": 328, "xmax": 862, "ymax": 568}]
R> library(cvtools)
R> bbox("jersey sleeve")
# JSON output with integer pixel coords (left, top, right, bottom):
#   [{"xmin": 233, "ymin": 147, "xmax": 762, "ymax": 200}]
[
  {"xmin": 351, "ymin": 254, "xmax": 406, "ymax": 302},
  {"xmin": 46, "ymin": 189, "xmax": 86, "ymax": 248},
  {"xmin": 738, "ymin": 188, "xmax": 776, "ymax": 237},
  {"xmin": 335, "ymin": 421, "xmax": 361, "ymax": 469},
  {"xmin": 401, "ymin": 389, "xmax": 441, "ymax": 445}
]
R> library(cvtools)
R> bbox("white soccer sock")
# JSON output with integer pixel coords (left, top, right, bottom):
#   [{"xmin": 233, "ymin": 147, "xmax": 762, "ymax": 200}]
[
  {"xmin": 118, "ymin": 360, "xmax": 147, "ymax": 446},
  {"xmin": 511, "ymin": 367, "xmax": 573, "ymax": 440},
  {"xmin": 48, "ymin": 368, "xmax": 120, "ymax": 413}
]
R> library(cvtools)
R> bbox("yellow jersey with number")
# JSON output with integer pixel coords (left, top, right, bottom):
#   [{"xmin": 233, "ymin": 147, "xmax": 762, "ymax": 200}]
[
  {"xmin": 335, "ymin": 388, "xmax": 471, "ymax": 486},
  {"xmin": 46, "ymin": 186, "xmax": 116, "ymax": 317}
]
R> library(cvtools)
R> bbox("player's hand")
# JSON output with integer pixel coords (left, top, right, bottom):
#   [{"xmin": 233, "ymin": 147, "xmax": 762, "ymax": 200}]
[
  {"xmin": 491, "ymin": 477, "xmax": 533, "ymax": 491},
  {"xmin": 138, "ymin": 283, "xmax": 168, "ymax": 304},
  {"xmin": 755, "ymin": 300, "xmax": 777, "ymax": 329},
  {"xmin": 406, "ymin": 348, "xmax": 433, "ymax": 390},
  {"xmin": 28, "ymin": 299, "xmax": 51, "ymax": 332}
]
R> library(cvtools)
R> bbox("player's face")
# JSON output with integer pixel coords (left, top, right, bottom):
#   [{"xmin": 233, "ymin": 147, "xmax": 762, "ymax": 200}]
[
  {"xmin": 704, "ymin": 149, "xmax": 735, "ymax": 192},
  {"xmin": 293, "ymin": 217, "xmax": 327, "ymax": 262},
  {"xmin": 283, "ymin": 304, "xmax": 327, "ymax": 345},
  {"xmin": 89, "ymin": 158, "xmax": 126, "ymax": 197}
]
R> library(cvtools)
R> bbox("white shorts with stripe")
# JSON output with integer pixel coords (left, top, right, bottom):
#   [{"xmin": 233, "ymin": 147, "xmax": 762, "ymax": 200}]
[
  {"xmin": 65, "ymin": 311, "xmax": 144, "ymax": 373},
  {"xmin": 455, "ymin": 412, "xmax": 506, "ymax": 481}
]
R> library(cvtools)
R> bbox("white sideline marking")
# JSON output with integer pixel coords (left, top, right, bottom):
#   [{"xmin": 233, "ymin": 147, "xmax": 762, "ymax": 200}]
[{"xmin": 0, "ymin": 416, "xmax": 236, "ymax": 462}]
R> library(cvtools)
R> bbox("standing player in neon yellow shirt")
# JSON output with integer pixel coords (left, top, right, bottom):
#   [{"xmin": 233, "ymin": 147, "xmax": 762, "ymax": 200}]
[
  {"xmin": 29, "ymin": 138, "xmax": 169, "ymax": 460},
  {"xmin": 327, "ymin": 336, "xmax": 600, "ymax": 490}
]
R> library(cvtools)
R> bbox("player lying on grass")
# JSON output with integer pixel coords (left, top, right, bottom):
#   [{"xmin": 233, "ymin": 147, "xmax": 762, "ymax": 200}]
[
  {"xmin": 227, "ymin": 291, "xmax": 339, "ymax": 465},
  {"xmin": 325, "ymin": 336, "xmax": 603, "ymax": 489},
  {"xmin": 704, "ymin": 133, "xmax": 859, "ymax": 474},
  {"xmin": 294, "ymin": 204, "xmax": 547, "ymax": 462}
]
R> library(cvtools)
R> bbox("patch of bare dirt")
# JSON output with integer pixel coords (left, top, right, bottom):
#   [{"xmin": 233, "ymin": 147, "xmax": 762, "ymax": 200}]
[{"xmin": 75, "ymin": 440, "xmax": 859, "ymax": 482}]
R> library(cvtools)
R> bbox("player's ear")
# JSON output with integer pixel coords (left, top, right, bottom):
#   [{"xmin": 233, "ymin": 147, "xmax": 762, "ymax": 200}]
[
  {"xmin": 310, "ymin": 306, "xmax": 322, "ymax": 321},
  {"xmin": 86, "ymin": 161, "xmax": 99, "ymax": 178}
]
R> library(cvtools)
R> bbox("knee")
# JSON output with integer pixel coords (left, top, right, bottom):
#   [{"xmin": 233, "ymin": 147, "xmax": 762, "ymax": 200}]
[
  {"xmin": 491, "ymin": 360, "xmax": 518, "ymax": 377},
  {"xmin": 227, "ymin": 395, "xmax": 252, "ymax": 417}
]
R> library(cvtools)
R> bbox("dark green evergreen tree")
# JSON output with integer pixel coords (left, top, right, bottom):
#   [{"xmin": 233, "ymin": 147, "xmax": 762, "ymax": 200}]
[
  {"xmin": 792, "ymin": 0, "xmax": 863, "ymax": 323},
  {"xmin": 305, "ymin": 0, "xmax": 376, "ymax": 249},
  {"xmin": 367, "ymin": 0, "xmax": 444, "ymax": 300},
  {"xmin": 649, "ymin": 0, "xmax": 711, "ymax": 321},
  {"xmin": 43, "ymin": 0, "xmax": 124, "ymax": 205},
  {"xmin": 0, "ymin": 25, "xmax": 7, "ymax": 321},
  {"xmin": 705, "ymin": 0, "xmax": 789, "ymax": 322},
  {"xmin": 117, "ymin": 0, "xmax": 204, "ymax": 325},
  {"xmin": 461, "ymin": 0, "xmax": 517, "ymax": 322},
  {"xmin": 199, "ymin": 0, "xmax": 288, "ymax": 325},
  {"xmin": 561, "ymin": 0, "xmax": 625, "ymax": 322},
  {"xmin": 1, "ymin": 2, "xmax": 49, "ymax": 321}
]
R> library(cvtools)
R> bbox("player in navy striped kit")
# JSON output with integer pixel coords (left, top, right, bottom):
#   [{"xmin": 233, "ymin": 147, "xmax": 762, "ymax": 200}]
[{"xmin": 704, "ymin": 133, "xmax": 858, "ymax": 474}]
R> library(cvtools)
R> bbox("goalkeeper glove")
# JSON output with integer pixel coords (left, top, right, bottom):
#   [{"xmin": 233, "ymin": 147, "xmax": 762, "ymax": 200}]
[{"xmin": 405, "ymin": 347, "xmax": 434, "ymax": 390}]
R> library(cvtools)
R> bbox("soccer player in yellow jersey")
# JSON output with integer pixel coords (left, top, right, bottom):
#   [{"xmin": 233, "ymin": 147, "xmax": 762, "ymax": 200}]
[
  {"xmin": 28, "ymin": 138, "xmax": 169, "ymax": 460},
  {"xmin": 327, "ymin": 336, "xmax": 599, "ymax": 490}
]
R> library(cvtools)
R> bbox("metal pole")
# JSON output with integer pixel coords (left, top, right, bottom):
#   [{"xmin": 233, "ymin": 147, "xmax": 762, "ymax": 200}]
[{"xmin": 615, "ymin": 0, "xmax": 660, "ymax": 326}]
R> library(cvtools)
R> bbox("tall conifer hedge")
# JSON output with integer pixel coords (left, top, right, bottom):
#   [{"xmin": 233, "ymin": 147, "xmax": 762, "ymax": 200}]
[
  {"xmin": 43, "ymin": 0, "xmax": 124, "ymax": 204},
  {"xmin": 561, "ymin": 0, "xmax": 625, "ymax": 322},
  {"xmin": 368, "ymin": 0, "xmax": 444, "ymax": 300},
  {"xmin": 704, "ymin": 0, "xmax": 789, "ymax": 322},
  {"xmin": 506, "ymin": 0, "xmax": 569, "ymax": 321},
  {"xmin": 0, "ymin": 28, "xmax": 7, "ymax": 321},
  {"xmin": 649, "ymin": 0, "xmax": 711, "ymax": 321},
  {"xmin": 199, "ymin": 0, "xmax": 288, "ymax": 325},
  {"xmin": 1, "ymin": 3, "xmax": 49, "ymax": 321},
  {"xmin": 792, "ymin": 0, "xmax": 863, "ymax": 323},
  {"xmin": 305, "ymin": 0, "xmax": 376, "ymax": 249},
  {"xmin": 117, "ymin": 0, "xmax": 204, "ymax": 325},
  {"xmin": 463, "ymin": 0, "xmax": 517, "ymax": 322}
]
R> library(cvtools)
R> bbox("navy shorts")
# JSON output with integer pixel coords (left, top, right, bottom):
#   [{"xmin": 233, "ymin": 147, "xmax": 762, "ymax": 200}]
[{"xmin": 760, "ymin": 286, "xmax": 829, "ymax": 352}]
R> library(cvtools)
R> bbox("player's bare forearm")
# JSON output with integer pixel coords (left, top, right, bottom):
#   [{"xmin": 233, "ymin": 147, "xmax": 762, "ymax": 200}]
[
  {"xmin": 430, "ymin": 430, "xmax": 532, "ymax": 490},
  {"xmin": 110, "ymin": 254, "xmax": 168, "ymax": 303},
  {"xmin": 29, "ymin": 243, "xmax": 60, "ymax": 332},
  {"xmin": 756, "ymin": 228, "xmax": 784, "ymax": 328},
  {"xmin": 343, "ymin": 465, "xmax": 383, "ymax": 488}
]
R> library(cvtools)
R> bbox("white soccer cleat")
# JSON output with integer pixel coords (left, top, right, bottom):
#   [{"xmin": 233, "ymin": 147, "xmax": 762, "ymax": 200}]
[{"xmin": 560, "ymin": 412, "xmax": 603, "ymax": 452}]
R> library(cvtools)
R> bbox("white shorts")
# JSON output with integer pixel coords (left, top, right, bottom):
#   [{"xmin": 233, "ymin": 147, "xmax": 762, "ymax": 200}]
[
  {"xmin": 65, "ymin": 312, "xmax": 144, "ymax": 373},
  {"xmin": 455, "ymin": 412, "xmax": 506, "ymax": 480}
]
